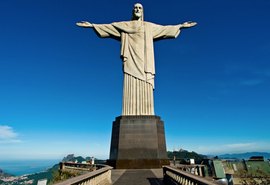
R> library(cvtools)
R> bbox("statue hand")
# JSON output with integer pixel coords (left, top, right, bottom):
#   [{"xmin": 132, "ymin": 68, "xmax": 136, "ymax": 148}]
[
  {"xmin": 180, "ymin": 21, "xmax": 197, "ymax": 29},
  {"xmin": 76, "ymin": 21, "xmax": 93, "ymax": 28}
]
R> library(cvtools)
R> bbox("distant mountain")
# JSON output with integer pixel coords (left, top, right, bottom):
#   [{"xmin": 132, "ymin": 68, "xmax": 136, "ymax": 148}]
[
  {"xmin": 167, "ymin": 149, "xmax": 206, "ymax": 161},
  {"xmin": 62, "ymin": 154, "xmax": 85, "ymax": 162},
  {"xmin": 61, "ymin": 154, "xmax": 106, "ymax": 164},
  {"xmin": 218, "ymin": 152, "xmax": 270, "ymax": 160}
]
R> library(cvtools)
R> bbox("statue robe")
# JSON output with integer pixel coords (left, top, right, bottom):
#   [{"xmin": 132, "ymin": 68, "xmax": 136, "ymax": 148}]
[{"xmin": 93, "ymin": 21, "xmax": 181, "ymax": 115}]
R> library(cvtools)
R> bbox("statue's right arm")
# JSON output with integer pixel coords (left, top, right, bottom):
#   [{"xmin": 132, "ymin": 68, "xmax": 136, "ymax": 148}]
[
  {"xmin": 76, "ymin": 21, "xmax": 93, "ymax": 28},
  {"xmin": 77, "ymin": 22, "xmax": 121, "ymax": 38}
]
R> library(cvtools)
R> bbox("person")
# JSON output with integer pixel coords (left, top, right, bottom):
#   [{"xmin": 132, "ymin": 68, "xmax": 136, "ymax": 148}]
[{"xmin": 77, "ymin": 3, "xmax": 196, "ymax": 115}]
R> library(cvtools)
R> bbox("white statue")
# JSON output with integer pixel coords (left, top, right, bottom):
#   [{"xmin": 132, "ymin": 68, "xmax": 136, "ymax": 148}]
[{"xmin": 77, "ymin": 3, "xmax": 196, "ymax": 116}]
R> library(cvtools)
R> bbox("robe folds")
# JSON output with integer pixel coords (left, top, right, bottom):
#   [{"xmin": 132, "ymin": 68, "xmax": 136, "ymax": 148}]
[{"xmin": 93, "ymin": 21, "xmax": 181, "ymax": 115}]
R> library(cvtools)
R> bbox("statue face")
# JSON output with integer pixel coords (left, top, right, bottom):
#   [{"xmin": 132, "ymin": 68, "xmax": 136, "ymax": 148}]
[{"xmin": 133, "ymin": 3, "xmax": 143, "ymax": 20}]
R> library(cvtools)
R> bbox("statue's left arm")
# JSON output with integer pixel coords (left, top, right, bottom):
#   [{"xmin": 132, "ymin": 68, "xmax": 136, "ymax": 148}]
[
  {"xmin": 179, "ymin": 21, "xmax": 197, "ymax": 29},
  {"xmin": 151, "ymin": 21, "xmax": 197, "ymax": 40}
]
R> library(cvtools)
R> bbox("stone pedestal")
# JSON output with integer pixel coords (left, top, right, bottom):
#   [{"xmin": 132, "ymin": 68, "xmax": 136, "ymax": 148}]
[{"xmin": 107, "ymin": 115, "xmax": 169, "ymax": 169}]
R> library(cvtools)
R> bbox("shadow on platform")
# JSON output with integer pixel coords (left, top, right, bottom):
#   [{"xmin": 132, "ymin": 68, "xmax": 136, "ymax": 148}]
[{"xmin": 112, "ymin": 169, "xmax": 164, "ymax": 185}]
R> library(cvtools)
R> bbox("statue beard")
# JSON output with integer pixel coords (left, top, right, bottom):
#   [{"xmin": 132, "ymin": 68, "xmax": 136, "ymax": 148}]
[{"xmin": 132, "ymin": 12, "xmax": 144, "ymax": 21}]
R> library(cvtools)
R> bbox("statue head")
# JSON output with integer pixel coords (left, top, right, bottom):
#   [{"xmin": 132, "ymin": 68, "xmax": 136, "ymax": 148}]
[{"xmin": 132, "ymin": 3, "xmax": 143, "ymax": 21}]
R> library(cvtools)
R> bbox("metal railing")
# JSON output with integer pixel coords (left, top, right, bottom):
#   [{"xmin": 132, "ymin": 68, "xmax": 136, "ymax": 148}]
[
  {"xmin": 163, "ymin": 166, "xmax": 219, "ymax": 185},
  {"xmin": 54, "ymin": 165, "xmax": 113, "ymax": 185}
]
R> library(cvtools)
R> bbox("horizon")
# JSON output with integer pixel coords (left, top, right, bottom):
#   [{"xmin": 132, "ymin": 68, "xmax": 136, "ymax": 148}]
[
  {"xmin": 1, "ymin": 0, "xmax": 270, "ymax": 160},
  {"xmin": 1, "ymin": 150, "xmax": 270, "ymax": 161}
]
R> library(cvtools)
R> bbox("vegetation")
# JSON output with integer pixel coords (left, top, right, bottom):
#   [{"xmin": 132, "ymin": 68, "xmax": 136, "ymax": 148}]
[
  {"xmin": 48, "ymin": 169, "xmax": 82, "ymax": 185},
  {"xmin": 167, "ymin": 149, "xmax": 206, "ymax": 163},
  {"xmin": 28, "ymin": 164, "xmax": 59, "ymax": 184},
  {"xmin": 0, "ymin": 154, "xmax": 99, "ymax": 185},
  {"xmin": 237, "ymin": 169, "xmax": 270, "ymax": 185},
  {"xmin": 48, "ymin": 154, "xmax": 102, "ymax": 184}
]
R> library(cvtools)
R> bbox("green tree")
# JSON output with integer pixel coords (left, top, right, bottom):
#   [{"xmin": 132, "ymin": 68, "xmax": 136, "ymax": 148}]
[{"xmin": 48, "ymin": 170, "xmax": 82, "ymax": 185}]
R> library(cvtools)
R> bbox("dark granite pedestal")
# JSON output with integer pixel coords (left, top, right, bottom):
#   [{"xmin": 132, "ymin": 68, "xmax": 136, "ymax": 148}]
[{"xmin": 107, "ymin": 115, "xmax": 169, "ymax": 169}]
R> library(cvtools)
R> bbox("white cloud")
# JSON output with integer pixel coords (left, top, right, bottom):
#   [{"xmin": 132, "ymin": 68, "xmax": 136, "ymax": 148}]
[
  {"xmin": 0, "ymin": 125, "xmax": 17, "ymax": 138},
  {"xmin": 0, "ymin": 125, "xmax": 21, "ymax": 143}
]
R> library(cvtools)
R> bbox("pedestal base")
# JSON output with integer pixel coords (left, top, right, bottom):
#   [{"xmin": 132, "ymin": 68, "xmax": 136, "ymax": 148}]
[{"xmin": 108, "ymin": 116, "xmax": 169, "ymax": 169}]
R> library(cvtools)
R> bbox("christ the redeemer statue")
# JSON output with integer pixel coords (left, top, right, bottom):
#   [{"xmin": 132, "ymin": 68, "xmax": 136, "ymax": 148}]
[{"xmin": 77, "ymin": 3, "xmax": 196, "ymax": 116}]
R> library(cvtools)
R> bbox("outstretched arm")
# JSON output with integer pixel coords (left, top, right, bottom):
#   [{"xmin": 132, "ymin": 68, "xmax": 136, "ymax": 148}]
[
  {"xmin": 76, "ymin": 21, "xmax": 93, "ymax": 28},
  {"xmin": 179, "ymin": 21, "xmax": 197, "ymax": 29},
  {"xmin": 76, "ymin": 21, "xmax": 121, "ymax": 38}
]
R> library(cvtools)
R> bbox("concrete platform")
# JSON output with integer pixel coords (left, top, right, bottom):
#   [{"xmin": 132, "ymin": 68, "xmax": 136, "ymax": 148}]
[
  {"xmin": 109, "ymin": 116, "xmax": 169, "ymax": 169},
  {"xmin": 111, "ymin": 169, "xmax": 164, "ymax": 185}
]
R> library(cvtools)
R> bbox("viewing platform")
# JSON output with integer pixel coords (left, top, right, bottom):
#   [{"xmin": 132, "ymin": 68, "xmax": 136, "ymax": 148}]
[
  {"xmin": 111, "ymin": 169, "xmax": 164, "ymax": 185},
  {"xmin": 54, "ymin": 163, "xmax": 220, "ymax": 185}
]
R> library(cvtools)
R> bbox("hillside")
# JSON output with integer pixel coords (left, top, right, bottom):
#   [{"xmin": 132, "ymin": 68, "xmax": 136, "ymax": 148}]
[
  {"xmin": 167, "ymin": 149, "xmax": 206, "ymax": 162},
  {"xmin": 0, "ymin": 164, "xmax": 59, "ymax": 185}
]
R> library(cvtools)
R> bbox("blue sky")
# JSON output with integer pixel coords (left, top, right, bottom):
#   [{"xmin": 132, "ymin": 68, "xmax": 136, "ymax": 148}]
[{"xmin": 0, "ymin": 0, "xmax": 270, "ymax": 160}]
